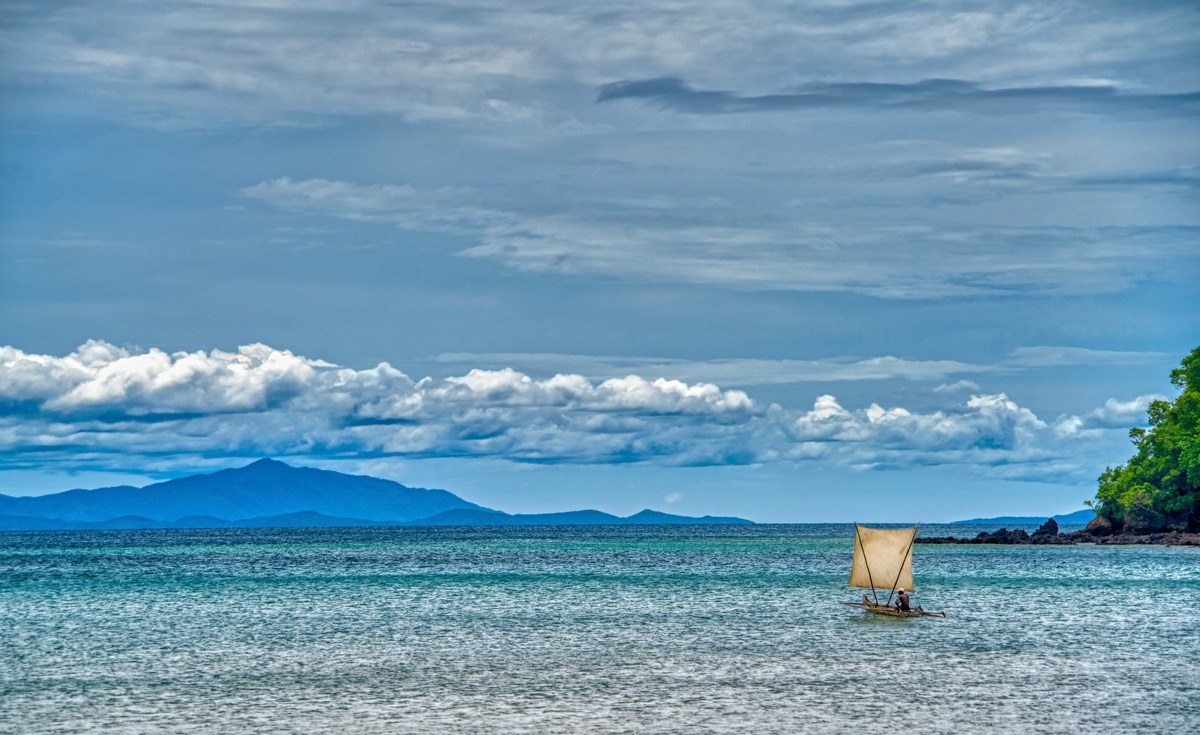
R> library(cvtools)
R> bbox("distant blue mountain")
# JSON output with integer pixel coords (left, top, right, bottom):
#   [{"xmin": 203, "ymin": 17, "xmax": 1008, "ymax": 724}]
[
  {"xmin": 952, "ymin": 509, "xmax": 1096, "ymax": 525},
  {"xmin": 0, "ymin": 460, "xmax": 753, "ymax": 530},
  {"xmin": 0, "ymin": 459, "xmax": 484, "ymax": 523}
]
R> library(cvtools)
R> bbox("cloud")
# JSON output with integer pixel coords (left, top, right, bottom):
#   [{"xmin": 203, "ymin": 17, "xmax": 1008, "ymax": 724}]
[
  {"xmin": 245, "ymin": 176, "xmax": 1198, "ymax": 299},
  {"xmin": 435, "ymin": 352, "xmax": 990, "ymax": 385},
  {"xmin": 469, "ymin": 220, "xmax": 1197, "ymax": 299},
  {"xmin": 785, "ymin": 393, "xmax": 1045, "ymax": 455},
  {"xmin": 934, "ymin": 380, "xmax": 982, "ymax": 394},
  {"xmin": 596, "ymin": 77, "xmax": 1200, "ymax": 117},
  {"xmin": 0, "ymin": 341, "xmax": 764, "ymax": 469},
  {"xmin": 847, "ymin": 148, "xmax": 1200, "ymax": 201},
  {"xmin": 436, "ymin": 347, "xmax": 1175, "ymax": 390},
  {"xmin": 5, "ymin": 2, "xmax": 1197, "ymax": 129},
  {"xmin": 1005, "ymin": 346, "xmax": 1172, "ymax": 367},
  {"xmin": 1055, "ymin": 394, "xmax": 1165, "ymax": 434},
  {"xmin": 0, "ymin": 341, "xmax": 1152, "ymax": 484},
  {"xmin": 241, "ymin": 178, "xmax": 512, "ymax": 234},
  {"xmin": 1, "ymin": 341, "xmax": 339, "ymax": 417},
  {"xmin": 5, "ymin": 1, "xmax": 560, "ymax": 128}
]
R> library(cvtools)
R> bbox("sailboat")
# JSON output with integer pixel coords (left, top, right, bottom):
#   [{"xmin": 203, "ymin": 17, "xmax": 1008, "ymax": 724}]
[{"xmin": 840, "ymin": 523, "xmax": 946, "ymax": 618}]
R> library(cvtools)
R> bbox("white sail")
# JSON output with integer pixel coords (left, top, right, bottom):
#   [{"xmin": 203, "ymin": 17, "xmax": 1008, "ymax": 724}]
[{"xmin": 849, "ymin": 524, "xmax": 916, "ymax": 592}]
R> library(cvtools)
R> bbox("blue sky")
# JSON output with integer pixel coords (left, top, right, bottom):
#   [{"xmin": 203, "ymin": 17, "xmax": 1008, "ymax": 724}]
[{"xmin": 1, "ymin": 0, "xmax": 1196, "ymax": 521}]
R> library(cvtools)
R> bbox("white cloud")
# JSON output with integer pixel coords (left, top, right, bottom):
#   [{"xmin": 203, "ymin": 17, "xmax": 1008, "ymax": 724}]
[
  {"xmin": 0, "ymin": 341, "xmax": 1151, "ymax": 484},
  {"xmin": 1054, "ymin": 394, "xmax": 1165, "ymax": 435},
  {"xmin": 784, "ymin": 393, "xmax": 1045, "ymax": 460},
  {"xmin": 2, "ymin": 341, "xmax": 338, "ymax": 416}
]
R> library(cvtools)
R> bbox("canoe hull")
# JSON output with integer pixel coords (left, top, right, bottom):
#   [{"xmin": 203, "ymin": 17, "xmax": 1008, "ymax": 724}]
[
  {"xmin": 839, "ymin": 601, "xmax": 946, "ymax": 618},
  {"xmin": 864, "ymin": 604, "xmax": 923, "ymax": 618}
]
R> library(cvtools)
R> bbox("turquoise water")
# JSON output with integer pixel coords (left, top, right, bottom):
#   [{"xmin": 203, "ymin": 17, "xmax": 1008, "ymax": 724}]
[{"xmin": 2, "ymin": 524, "xmax": 1197, "ymax": 734}]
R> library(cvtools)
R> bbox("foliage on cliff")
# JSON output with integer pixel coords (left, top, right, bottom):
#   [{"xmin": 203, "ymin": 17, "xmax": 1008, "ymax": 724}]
[{"xmin": 1092, "ymin": 346, "xmax": 1200, "ymax": 532}]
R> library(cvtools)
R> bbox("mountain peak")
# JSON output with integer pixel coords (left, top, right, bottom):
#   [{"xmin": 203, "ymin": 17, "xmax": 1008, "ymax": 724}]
[{"xmin": 243, "ymin": 458, "xmax": 293, "ymax": 471}]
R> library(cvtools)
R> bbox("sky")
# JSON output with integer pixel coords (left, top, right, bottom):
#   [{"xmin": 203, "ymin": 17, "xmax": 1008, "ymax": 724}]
[{"xmin": 0, "ymin": 0, "xmax": 1197, "ymax": 522}]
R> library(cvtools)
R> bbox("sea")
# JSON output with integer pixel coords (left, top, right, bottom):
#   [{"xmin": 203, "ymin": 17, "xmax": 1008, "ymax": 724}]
[{"xmin": 2, "ymin": 523, "xmax": 1198, "ymax": 735}]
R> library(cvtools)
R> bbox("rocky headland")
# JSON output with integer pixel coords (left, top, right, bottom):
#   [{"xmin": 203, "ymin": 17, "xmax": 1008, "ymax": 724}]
[{"xmin": 917, "ymin": 517, "xmax": 1200, "ymax": 546}]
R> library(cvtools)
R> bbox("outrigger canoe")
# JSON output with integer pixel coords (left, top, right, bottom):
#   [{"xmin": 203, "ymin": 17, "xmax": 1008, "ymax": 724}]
[{"xmin": 841, "ymin": 523, "xmax": 946, "ymax": 619}]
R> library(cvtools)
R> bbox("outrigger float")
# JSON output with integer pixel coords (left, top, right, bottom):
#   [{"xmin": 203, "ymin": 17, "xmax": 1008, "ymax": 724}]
[{"xmin": 840, "ymin": 523, "xmax": 946, "ymax": 619}]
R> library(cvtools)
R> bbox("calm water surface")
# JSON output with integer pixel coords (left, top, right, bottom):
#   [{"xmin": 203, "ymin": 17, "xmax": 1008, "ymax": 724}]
[{"xmin": 2, "ymin": 524, "xmax": 1197, "ymax": 734}]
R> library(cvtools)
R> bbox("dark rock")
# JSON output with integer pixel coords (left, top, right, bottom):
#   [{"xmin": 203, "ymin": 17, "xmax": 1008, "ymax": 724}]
[
  {"xmin": 1090, "ymin": 532, "xmax": 1200, "ymax": 546},
  {"xmin": 1123, "ymin": 506, "xmax": 1168, "ymax": 535},
  {"xmin": 972, "ymin": 528, "xmax": 1031, "ymax": 544},
  {"xmin": 1033, "ymin": 518, "xmax": 1059, "ymax": 536},
  {"xmin": 1030, "ymin": 531, "xmax": 1075, "ymax": 545},
  {"xmin": 921, "ymin": 525, "xmax": 1199, "ymax": 547},
  {"xmin": 1084, "ymin": 515, "xmax": 1114, "ymax": 536}
]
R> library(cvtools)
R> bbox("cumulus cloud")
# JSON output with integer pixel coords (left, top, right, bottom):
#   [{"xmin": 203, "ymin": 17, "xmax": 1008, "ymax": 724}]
[
  {"xmin": 1, "ymin": 341, "xmax": 339, "ymax": 416},
  {"xmin": 0, "ymin": 341, "xmax": 763, "ymax": 469},
  {"xmin": 0, "ymin": 341, "xmax": 1152, "ymax": 483},
  {"xmin": 1054, "ymin": 394, "xmax": 1166, "ymax": 435}
]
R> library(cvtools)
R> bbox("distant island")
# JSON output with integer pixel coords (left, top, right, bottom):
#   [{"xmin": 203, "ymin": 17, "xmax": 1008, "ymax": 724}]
[
  {"xmin": 952, "ymin": 509, "xmax": 1096, "ymax": 525},
  {"xmin": 0, "ymin": 459, "xmax": 752, "ymax": 531}
]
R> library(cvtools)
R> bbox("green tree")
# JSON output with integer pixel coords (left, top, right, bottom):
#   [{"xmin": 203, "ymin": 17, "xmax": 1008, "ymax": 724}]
[{"xmin": 1092, "ymin": 346, "xmax": 1200, "ymax": 532}]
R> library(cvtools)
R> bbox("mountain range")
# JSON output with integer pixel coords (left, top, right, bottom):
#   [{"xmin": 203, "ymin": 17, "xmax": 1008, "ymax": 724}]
[{"xmin": 0, "ymin": 459, "xmax": 752, "ymax": 530}]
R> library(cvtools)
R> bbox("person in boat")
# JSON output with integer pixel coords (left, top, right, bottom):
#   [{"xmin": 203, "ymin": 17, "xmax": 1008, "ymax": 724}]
[{"xmin": 895, "ymin": 588, "xmax": 911, "ymax": 612}]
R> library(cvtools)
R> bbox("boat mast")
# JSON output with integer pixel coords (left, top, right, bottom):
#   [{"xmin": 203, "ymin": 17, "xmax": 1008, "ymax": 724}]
[{"xmin": 884, "ymin": 523, "xmax": 918, "ymax": 606}]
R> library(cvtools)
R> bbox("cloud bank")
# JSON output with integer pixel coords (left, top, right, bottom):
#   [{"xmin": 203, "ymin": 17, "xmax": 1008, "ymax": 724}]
[{"xmin": 0, "ymin": 341, "xmax": 1153, "ymax": 483}]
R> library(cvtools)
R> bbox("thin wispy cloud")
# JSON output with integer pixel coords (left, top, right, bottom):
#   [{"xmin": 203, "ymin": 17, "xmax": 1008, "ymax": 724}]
[
  {"xmin": 435, "ymin": 353, "xmax": 991, "ymax": 385},
  {"xmin": 596, "ymin": 77, "xmax": 1200, "ymax": 117},
  {"xmin": 436, "ymin": 347, "xmax": 1170, "ymax": 387},
  {"xmin": 934, "ymin": 380, "xmax": 983, "ymax": 395},
  {"xmin": 1005, "ymin": 346, "xmax": 1173, "ymax": 368},
  {"xmin": 242, "ymin": 178, "xmax": 512, "ymax": 234},
  {"xmin": 245, "ymin": 176, "xmax": 1197, "ymax": 299},
  {"xmin": 5, "ymin": 2, "xmax": 1196, "ymax": 128}
]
